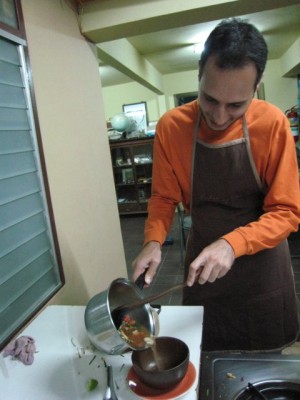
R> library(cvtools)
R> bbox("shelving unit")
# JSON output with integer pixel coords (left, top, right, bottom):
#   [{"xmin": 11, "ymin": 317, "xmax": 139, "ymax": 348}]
[{"xmin": 109, "ymin": 137, "xmax": 154, "ymax": 214}]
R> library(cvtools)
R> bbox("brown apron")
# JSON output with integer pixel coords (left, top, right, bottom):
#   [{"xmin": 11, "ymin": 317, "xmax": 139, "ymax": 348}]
[{"xmin": 183, "ymin": 114, "xmax": 300, "ymax": 352}]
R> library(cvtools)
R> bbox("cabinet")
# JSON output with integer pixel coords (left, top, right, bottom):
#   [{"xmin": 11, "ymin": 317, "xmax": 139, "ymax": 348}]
[{"xmin": 109, "ymin": 137, "xmax": 154, "ymax": 214}]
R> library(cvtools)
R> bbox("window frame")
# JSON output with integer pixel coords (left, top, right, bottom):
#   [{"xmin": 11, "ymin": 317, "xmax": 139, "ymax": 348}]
[{"xmin": 0, "ymin": 0, "xmax": 64, "ymax": 350}]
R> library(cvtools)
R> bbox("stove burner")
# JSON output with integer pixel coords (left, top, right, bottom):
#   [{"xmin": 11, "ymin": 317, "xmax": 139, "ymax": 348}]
[
  {"xmin": 200, "ymin": 353, "xmax": 300, "ymax": 400},
  {"xmin": 246, "ymin": 382, "xmax": 268, "ymax": 399},
  {"xmin": 234, "ymin": 380, "xmax": 300, "ymax": 400}
]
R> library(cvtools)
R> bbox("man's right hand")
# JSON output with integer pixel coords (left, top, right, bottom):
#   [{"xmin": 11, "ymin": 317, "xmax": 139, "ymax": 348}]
[{"xmin": 132, "ymin": 241, "xmax": 162, "ymax": 285}]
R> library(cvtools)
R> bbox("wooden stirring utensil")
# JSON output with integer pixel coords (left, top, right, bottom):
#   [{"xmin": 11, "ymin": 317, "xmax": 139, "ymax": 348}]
[{"xmin": 114, "ymin": 282, "xmax": 187, "ymax": 312}]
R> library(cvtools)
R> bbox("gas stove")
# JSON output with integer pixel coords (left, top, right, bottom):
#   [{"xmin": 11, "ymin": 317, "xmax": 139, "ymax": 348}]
[{"xmin": 199, "ymin": 352, "xmax": 300, "ymax": 399}]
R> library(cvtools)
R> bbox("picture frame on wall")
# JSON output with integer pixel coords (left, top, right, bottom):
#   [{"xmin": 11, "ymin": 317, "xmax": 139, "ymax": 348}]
[
  {"xmin": 122, "ymin": 168, "xmax": 134, "ymax": 184},
  {"xmin": 122, "ymin": 101, "xmax": 148, "ymax": 134}
]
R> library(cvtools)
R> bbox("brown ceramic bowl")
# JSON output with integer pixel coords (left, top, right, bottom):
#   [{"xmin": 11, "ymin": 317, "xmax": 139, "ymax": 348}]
[{"xmin": 131, "ymin": 336, "xmax": 189, "ymax": 390}]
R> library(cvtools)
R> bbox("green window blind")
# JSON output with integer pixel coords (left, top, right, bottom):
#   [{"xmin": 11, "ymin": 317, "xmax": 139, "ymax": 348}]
[{"xmin": 0, "ymin": 36, "xmax": 64, "ymax": 348}]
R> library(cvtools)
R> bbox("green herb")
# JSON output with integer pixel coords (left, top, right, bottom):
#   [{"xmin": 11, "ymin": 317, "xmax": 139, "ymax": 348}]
[{"xmin": 86, "ymin": 378, "xmax": 98, "ymax": 391}]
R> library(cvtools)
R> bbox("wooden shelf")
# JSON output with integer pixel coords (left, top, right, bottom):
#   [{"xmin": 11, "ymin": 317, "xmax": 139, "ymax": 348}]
[{"xmin": 109, "ymin": 137, "xmax": 154, "ymax": 215}]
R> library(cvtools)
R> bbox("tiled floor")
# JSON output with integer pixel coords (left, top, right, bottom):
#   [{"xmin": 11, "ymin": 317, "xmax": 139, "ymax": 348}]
[{"xmin": 120, "ymin": 213, "xmax": 300, "ymax": 308}]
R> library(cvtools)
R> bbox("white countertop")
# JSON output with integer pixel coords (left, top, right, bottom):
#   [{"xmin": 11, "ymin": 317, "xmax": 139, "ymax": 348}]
[{"xmin": 0, "ymin": 305, "xmax": 203, "ymax": 399}]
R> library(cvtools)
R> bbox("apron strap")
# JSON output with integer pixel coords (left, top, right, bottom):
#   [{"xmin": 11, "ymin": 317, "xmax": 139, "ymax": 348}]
[
  {"xmin": 190, "ymin": 111, "xmax": 201, "ymax": 213},
  {"xmin": 243, "ymin": 118, "xmax": 264, "ymax": 192}
]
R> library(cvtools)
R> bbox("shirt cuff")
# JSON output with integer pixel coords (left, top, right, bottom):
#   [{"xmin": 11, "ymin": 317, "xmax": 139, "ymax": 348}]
[
  {"xmin": 144, "ymin": 232, "xmax": 166, "ymax": 247},
  {"xmin": 221, "ymin": 230, "xmax": 248, "ymax": 258}
]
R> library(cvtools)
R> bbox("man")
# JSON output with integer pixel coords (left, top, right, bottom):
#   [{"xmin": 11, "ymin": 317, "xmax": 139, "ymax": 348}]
[{"xmin": 132, "ymin": 18, "xmax": 300, "ymax": 352}]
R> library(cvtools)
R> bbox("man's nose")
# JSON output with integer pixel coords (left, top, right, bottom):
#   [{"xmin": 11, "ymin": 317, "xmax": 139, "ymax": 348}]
[{"xmin": 213, "ymin": 106, "xmax": 228, "ymax": 125}]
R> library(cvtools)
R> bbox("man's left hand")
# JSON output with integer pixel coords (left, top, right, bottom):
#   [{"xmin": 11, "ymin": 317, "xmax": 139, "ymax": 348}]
[{"xmin": 186, "ymin": 239, "xmax": 235, "ymax": 286}]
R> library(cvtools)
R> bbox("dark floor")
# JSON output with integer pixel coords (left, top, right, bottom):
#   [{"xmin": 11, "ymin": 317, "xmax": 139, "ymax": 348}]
[
  {"xmin": 289, "ymin": 231, "xmax": 300, "ymax": 302},
  {"xmin": 120, "ymin": 214, "xmax": 300, "ymax": 307},
  {"xmin": 120, "ymin": 214, "xmax": 184, "ymax": 305}
]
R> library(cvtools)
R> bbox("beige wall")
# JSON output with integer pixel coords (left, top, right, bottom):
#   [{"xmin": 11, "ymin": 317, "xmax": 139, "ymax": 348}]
[
  {"xmin": 21, "ymin": 0, "xmax": 127, "ymax": 305},
  {"xmin": 264, "ymin": 60, "xmax": 298, "ymax": 112}
]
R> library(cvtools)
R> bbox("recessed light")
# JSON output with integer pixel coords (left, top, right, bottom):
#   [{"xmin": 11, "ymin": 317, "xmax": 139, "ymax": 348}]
[{"xmin": 193, "ymin": 43, "xmax": 204, "ymax": 54}]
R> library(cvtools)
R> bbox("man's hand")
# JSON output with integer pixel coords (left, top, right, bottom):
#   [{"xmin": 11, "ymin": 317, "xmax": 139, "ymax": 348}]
[
  {"xmin": 186, "ymin": 239, "xmax": 235, "ymax": 286},
  {"xmin": 132, "ymin": 241, "xmax": 162, "ymax": 285}
]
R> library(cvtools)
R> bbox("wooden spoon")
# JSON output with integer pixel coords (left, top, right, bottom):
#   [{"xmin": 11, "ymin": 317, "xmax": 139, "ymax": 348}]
[{"xmin": 114, "ymin": 282, "xmax": 186, "ymax": 312}]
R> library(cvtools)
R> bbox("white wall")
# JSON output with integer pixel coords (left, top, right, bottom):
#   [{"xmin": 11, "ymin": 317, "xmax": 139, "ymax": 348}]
[
  {"xmin": 102, "ymin": 63, "xmax": 298, "ymax": 122},
  {"xmin": 21, "ymin": 0, "xmax": 127, "ymax": 305},
  {"xmin": 102, "ymin": 69, "xmax": 198, "ymax": 123},
  {"xmin": 263, "ymin": 59, "xmax": 298, "ymax": 112},
  {"xmin": 102, "ymin": 79, "xmax": 160, "ymax": 124}
]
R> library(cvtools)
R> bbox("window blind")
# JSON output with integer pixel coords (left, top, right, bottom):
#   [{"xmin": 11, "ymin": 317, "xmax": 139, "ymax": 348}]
[{"xmin": 0, "ymin": 36, "xmax": 64, "ymax": 347}]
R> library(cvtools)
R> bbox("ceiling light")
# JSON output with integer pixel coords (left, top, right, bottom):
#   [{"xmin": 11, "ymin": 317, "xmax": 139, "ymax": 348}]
[{"xmin": 193, "ymin": 43, "xmax": 204, "ymax": 54}]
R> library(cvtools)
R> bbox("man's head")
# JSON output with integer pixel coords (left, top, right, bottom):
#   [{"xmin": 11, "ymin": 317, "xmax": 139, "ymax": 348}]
[
  {"xmin": 199, "ymin": 18, "xmax": 268, "ymax": 87},
  {"xmin": 198, "ymin": 18, "xmax": 268, "ymax": 132}
]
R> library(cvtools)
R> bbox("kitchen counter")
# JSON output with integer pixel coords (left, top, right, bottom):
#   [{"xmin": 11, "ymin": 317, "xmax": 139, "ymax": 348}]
[{"xmin": 0, "ymin": 305, "xmax": 203, "ymax": 399}]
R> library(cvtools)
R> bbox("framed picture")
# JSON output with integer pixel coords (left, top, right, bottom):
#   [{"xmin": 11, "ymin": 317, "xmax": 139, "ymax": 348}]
[
  {"xmin": 122, "ymin": 101, "xmax": 148, "ymax": 134},
  {"xmin": 122, "ymin": 168, "xmax": 134, "ymax": 184}
]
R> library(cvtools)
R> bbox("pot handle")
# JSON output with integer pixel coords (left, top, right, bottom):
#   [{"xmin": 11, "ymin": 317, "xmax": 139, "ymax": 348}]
[
  {"xmin": 135, "ymin": 271, "xmax": 161, "ymax": 315},
  {"xmin": 134, "ymin": 270, "xmax": 147, "ymax": 290}
]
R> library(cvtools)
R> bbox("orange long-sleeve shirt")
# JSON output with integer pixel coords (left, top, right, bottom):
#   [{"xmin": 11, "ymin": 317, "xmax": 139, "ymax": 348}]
[{"xmin": 145, "ymin": 99, "xmax": 300, "ymax": 258}]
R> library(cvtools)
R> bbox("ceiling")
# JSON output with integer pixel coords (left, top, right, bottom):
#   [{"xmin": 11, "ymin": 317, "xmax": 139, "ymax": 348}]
[{"xmin": 79, "ymin": 0, "xmax": 300, "ymax": 90}]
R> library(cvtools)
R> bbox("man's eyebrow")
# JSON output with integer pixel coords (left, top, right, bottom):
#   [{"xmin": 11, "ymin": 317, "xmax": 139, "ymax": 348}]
[
  {"xmin": 202, "ymin": 91, "xmax": 217, "ymax": 102},
  {"xmin": 202, "ymin": 91, "xmax": 248, "ymax": 106},
  {"xmin": 228, "ymin": 99, "xmax": 248, "ymax": 106}
]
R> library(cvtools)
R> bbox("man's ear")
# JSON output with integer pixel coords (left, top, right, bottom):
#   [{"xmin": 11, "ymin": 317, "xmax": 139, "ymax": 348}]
[
  {"xmin": 256, "ymin": 80, "xmax": 262, "ymax": 92},
  {"xmin": 198, "ymin": 61, "xmax": 202, "ymax": 81},
  {"xmin": 256, "ymin": 79, "xmax": 265, "ymax": 100}
]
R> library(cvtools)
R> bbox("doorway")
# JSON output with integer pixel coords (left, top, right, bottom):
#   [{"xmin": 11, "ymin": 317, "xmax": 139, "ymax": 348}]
[{"xmin": 174, "ymin": 92, "xmax": 197, "ymax": 107}]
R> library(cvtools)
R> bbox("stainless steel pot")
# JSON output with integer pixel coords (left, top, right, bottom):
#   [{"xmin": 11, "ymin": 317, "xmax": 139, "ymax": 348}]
[{"xmin": 84, "ymin": 277, "xmax": 157, "ymax": 355}]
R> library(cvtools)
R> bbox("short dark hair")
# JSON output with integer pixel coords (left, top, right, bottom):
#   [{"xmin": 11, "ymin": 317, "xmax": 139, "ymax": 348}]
[{"xmin": 200, "ymin": 18, "xmax": 268, "ymax": 87}]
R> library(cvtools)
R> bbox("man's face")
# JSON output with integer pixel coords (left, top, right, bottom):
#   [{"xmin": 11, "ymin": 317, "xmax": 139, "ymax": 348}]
[{"xmin": 198, "ymin": 56, "xmax": 257, "ymax": 132}]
